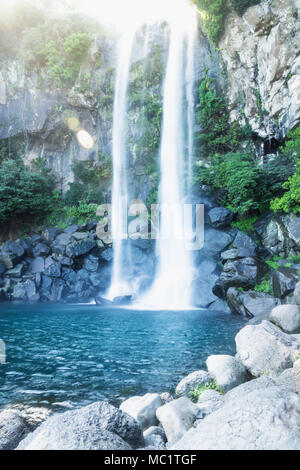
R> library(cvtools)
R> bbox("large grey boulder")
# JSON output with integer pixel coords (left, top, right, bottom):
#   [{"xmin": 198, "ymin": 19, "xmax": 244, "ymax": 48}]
[
  {"xmin": 156, "ymin": 397, "xmax": 200, "ymax": 445},
  {"xmin": 272, "ymin": 267, "xmax": 299, "ymax": 299},
  {"xmin": 142, "ymin": 426, "xmax": 167, "ymax": 450},
  {"xmin": 232, "ymin": 231, "xmax": 257, "ymax": 257},
  {"xmin": 0, "ymin": 410, "xmax": 29, "ymax": 450},
  {"xmin": 66, "ymin": 239, "xmax": 96, "ymax": 258},
  {"xmin": 293, "ymin": 359, "xmax": 300, "ymax": 395},
  {"xmin": 294, "ymin": 282, "xmax": 300, "ymax": 306},
  {"xmin": 227, "ymin": 287, "xmax": 279, "ymax": 318},
  {"xmin": 270, "ymin": 304, "xmax": 300, "ymax": 334},
  {"xmin": 206, "ymin": 355, "xmax": 247, "ymax": 392},
  {"xmin": 235, "ymin": 320, "xmax": 300, "ymax": 377},
  {"xmin": 208, "ymin": 207, "xmax": 233, "ymax": 229},
  {"xmin": 196, "ymin": 390, "xmax": 224, "ymax": 418},
  {"xmin": 17, "ymin": 401, "xmax": 142, "ymax": 450},
  {"xmin": 175, "ymin": 370, "xmax": 211, "ymax": 398},
  {"xmin": 120, "ymin": 393, "xmax": 162, "ymax": 431},
  {"xmin": 172, "ymin": 382, "xmax": 300, "ymax": 450}
]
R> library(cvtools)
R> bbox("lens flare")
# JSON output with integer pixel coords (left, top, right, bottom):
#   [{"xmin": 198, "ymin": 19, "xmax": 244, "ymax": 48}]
[{"xmin": 77, "ymin": 129, "xmax": 94, "ymax": 149}]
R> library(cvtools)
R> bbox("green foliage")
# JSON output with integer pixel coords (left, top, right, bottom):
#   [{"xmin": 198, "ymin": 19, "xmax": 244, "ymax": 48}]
[
  {"xmin": 266, "ymin": 260, "xmax": 280, "ymax": 270},
  {"xmin": 196, "ymin": 152, "xmax": 263, "ymax": 215},
  {"xmin": 21, "ymin": 15, "xmax": 95, "ymax": 88},
  {"xmin": 65, "ymin": 201, "xmax": 98, "ymax": 225},
  {"xmin": 232, "ymin": 0, "xmax": 262, "ymax": 16},
  {"xmin": 190, "ymin": 379, "xmax": 224, "ymax": 402},
  {"xmin": 197, "ymin": 77, "xmax": 251, "ymax": 156},
  {"xmin": 270, "ymin": 127, "xmax": 300, "ymax": 214},
  {"xmin": 254, "ymin": 278, "xmax": 272, "ymax": 294},
  {"xmin": 192, "ymin": 0, "xmax": 229, "ymax": 44},
  {"xmin": 0, "ymin": 159, "xmax": 56, "ymax": 224},
  {"xmin": 231, "ymin": 215, "xmax": 258, "ymax": 233}
]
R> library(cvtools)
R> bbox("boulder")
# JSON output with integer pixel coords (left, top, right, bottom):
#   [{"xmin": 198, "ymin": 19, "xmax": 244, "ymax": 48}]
[
  {"xmin": 64, "ymin": 225, "xmax": 79, "ymax": 234},
  {"xmin": 12, "ymin": 280, "xmax": 37, "ymax": 301},
  {"xmin": 175, "ymin": 370, "xmax": 211, "ymax": 397},
  {"xmin": 44, "ymin": 259, "xmax": 61, "ymax": 278},
  {"xmin": 42, "ymin": 227, "xmax": 62, "ymax": 243},
  {"xmin": 156, "ymin": 397, "xmax": 200, "ymax": 445},
  {"xmin": 270, "ymin": 304, "xmax": 300, "ymax": 334},
  {"xmin": 172, "ymin": 381, "xmax": 300, "ymax": 450},
  {"xmin": 233, "ymin": 231, "xmax": 257, "ymax": 257},
  {"xmin": 6, "ymin": 263, "xmax": 24, "ymax": 278},
  {"xmin": 83, "ymin": 254, "xmax": 99, "ymax": 272},
  {"xmin": 100, "ymin": 248, "xmax": 114, "ymax": 262},
  {"xmin": 206, "ymin": 355, "xmax": 247, "ymax": 392},
  {"xmin": 221, "ymin": 249, "xmax": 240, "ymax": 261},
  {"xmin": 66, "ymin": 239, "xmax": 96, "ymax": 258},
  {"xmin": 196, "ymin": 390, "xmax": 224, "ymax": 418},
  {"xmin": 208, "ymin": 207, "xmax": 234, "ymax": 229},
  {"xmin": 0, "ymin": 241, "xmax": 25, "ymax": 269},
  {"xmin": 51, "ymin": 233, "xmax": 72, "ymax": 255},
  {"xmin": 32, "ymin": 243, "xmax": 50, "ymax": 258},
  {"xmin": 143, "ymin": 426, "xmax": 167, "ymax": 449},
  {"xmin": 203, "ymin": 228, "xmax": 233, "ymax": 255},
  {"xmin": 160, "ymin": 392, "xmax": 173, "ymax": 404},
  {"xmin": 0, "ymin": 410, "xmax": 29, "ymax": 450},
  {"xmin": 0, "ymin": 260, "xmax": 6, "ymax": 275},
  {"xmin": 29, "ymin": 257, "xmax": 45, "ymax": 274},
  {"xmin": 272, "ymin": 267, "xmax": 299, "ymax": 299},
  {"xmin": 17, "ymin": 401, "xmax": 142, "ymax": 450},
  {"xmin": 294, "ymin": 282, "xmax": 300, "ymax": 306},
  {"xmin": 235, "ymin": 320, "xmax": 300, "ymax": 377},
  {"xmin": 293, "ymin": 359, "xmax": 300, "ymax": 394},
  {"xmin": 227, "ymin": 287, "xmax": 280, "ymax": 318},
  {"xmin": 213, "ymin": 257, "xmax": 268, "ymax": 299},
  {"xmin": 120, "ymin": 393, "xmax": 162, "ymax": 431}
]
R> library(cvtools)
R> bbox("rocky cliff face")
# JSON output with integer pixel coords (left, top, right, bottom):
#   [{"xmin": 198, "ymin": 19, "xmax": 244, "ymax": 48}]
[{"xmin": 219, "ymin": 0, "xmax": 300, "ymax": 149}]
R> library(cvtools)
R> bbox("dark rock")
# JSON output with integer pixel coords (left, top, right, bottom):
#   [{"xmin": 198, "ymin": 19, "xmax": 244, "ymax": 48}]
[
  {"xmin": 76, "ymin": 269, "xmax": 90, "ymax": 282},
  {"xmin": 227, "ymin": 287, "xmax": 280, "ymax": 318},
  {"xmin": 52, "ymin": 233, "xmax": 72, "ymax": 255},
  {"xmin": 19, "ymin": 239, "xmax": 33, "ymax": 256},
  {"xmin": 6, "ymin": 263, "xmax": 24, "ymax": 278},
  {"xmin": 0, "ymin": 260, "xmax": 6, "ymax": 275},
  {"xmin": 71, "ymin": 232, "xmax": 89, "ymax": 241},
  {"xmin": 95, "ymin": 295, "xmax": 113, "ymax": 305},
  {"xmin": 100, "ymin": 248, "xmax": 113, "ymax": 262},
  {"xmin": 12, "ymin": 280, "xmax": 37, "ymax": 301},
  {"xmin": 90, "ymin": 273, "xmax": 103, "ymax": 288},
  {"xmin": 272, "ymin": 267, "xmax": 299, "ymax": 299},
  {"xmin": 66, "ymin": 239, "xmax": 96, "ymax": 258},
  {"xmin": 208, "ymin": 207, "xmax": 234, "ymax": 229},
  {"xmin": 32, "ymin": 243, "xmax": 50, "ymax": 258},
  {"xmin": 0, "ymin": 410, "xmax": 29, "ymax": 450},
  {"xmin": 192, "ymin": 259, "xmax": 220, "ymax": 307},
  {"xmin": 17, "ymin": 401, "xmax": 142, "ymax": 450},
  {"xmin": 50, "ymin": 279, "xmax": 65, "ymax": 302},
  {"xmin": 113, "ymin": 296, "xmax": 132, "ymax": 305},
  {"xmin": 29, "ymin": 257, "xmax": 45, "ymax": 274},
  {"xmin": 221, "ymin": 249, "xmax": 240, "ymax": 262},
  {"xmin": 213, "ymin": 257, "xmax": 268, "ymax": 299},
  {"xmin": 29, "ymin": 234, "xmax": 43, "ymax": 246},
  {"xmin": 1, "ymin": 241, "xmax": 25, "ymax": 269},
  {"xmin": 83, "ymin": 254, "xmax": 99, "ymax": 272},
  {"xmin": 44, "ymin": 259, "xmax": 61, "ymax": 278},
  {"xmin": 203, "ymin": 228, "xmax": 233, "ymax": 255},
  {"xmin": 64, "ymin": 225, "xmax": 79, "ymax": 234},
  {"xmin": 232, "ymin": 231, "xmax": 257, "ymax": 257},
  {"xmin": 42, "ymin": 227, "xmax": 62, "ymax": 243},
  {"xmin": 52, "ymin": 254, "xmax": 73, "ymax": 267}
]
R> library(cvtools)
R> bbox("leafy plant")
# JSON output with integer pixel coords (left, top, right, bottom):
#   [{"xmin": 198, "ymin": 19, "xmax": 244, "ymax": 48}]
[
  {"xmin": 254, "ymin": 278, "xmax": 272, "ymax": 294},
  {"xmin": 190, "ymin": 379, "xmax": 224, "ymax": 402},
  {"xmin": 231, "ymin": 215, "xmax": 259, "ymax": 233},
  {"xmin": 192, "ymin": 0, "xmax": 229, "ymax": 44}
]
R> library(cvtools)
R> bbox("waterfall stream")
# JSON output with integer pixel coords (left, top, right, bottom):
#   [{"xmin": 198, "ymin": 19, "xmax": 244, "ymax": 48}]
[{"xmin": 107, "ymin": 2, "xmax": 198, "ymax": 308}]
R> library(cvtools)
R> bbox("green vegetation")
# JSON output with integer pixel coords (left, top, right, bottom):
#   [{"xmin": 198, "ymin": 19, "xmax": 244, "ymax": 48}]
[
  {"xmin": 190, "ymin": 379, "xmax": 224, "ymax": 402},
  {"xmin": 270, "ymin": 127, "xmax": 300, "ymax": 214},
  {"xmin": 0, "ymin": 158, "xmax": 56, "ymax": 225},
  {"xmin": 254, "ymin": 278, "xmax": 272, "ymax": 294},
  {"xmin": 232, "ymin": 0, "xmax": 262, "ymax": 16},
  {"xmin": 231, "ymin": 216, "xmax": 259, "ymax": 233}
]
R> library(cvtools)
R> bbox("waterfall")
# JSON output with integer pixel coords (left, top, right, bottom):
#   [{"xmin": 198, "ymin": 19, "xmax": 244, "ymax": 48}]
[
  {"xmin": 138, "ymin": 8, "xmax": 197, "ymax": 310},
  {"xmin": 106, "ymin": 31, "xmax": 135, "ymax": 301},
  {"xmin": 186, "ymin": 9, "xmax": 198, "ymax": 193}
]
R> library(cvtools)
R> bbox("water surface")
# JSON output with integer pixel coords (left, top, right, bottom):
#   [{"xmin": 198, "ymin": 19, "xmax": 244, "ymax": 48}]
[{"xmin": 0, "ymin": 304, "xmax": 246, "ymax": 410}]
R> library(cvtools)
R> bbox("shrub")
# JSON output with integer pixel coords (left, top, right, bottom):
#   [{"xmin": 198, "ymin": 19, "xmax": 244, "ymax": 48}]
[
  {"xmin": 254, "ymin": 278, "xmax": 272, "ymax": 294},
  {"xmin": 192, "ymin": 0, "xmax": 229, "ymax": 44},
  {"xmin": 231, "ymin": 215, "xmax": 259, "ymax": 233},
  {"xmin": 0, "ymin": 159, "xmax": 56, "ymax": 224},
  {"xmin": 190, "ymin": 379, "xmax": 224, "ymax": 402}
]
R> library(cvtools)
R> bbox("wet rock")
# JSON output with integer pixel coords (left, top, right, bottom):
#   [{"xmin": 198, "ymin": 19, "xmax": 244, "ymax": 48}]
[
  {"xmin": 175, "ymin": 370, "xmax": 211, "ymax": 398},
  {"xmin": 206, "ymin": 355, "xmax": 247, "ymax": 392},
  {"xmin": 203, "ymin": 228, "xmax": 233, "ymax": 255},
  {"xmin": 270, "ymin": 304, "xmax": 300, "ymax": 334},
  {"xmin": 5, "ymin": 263, "xmax": 24, "ymax": 278},
  {"xmin": 100, "ymin": 248, "xmax": 114, "ymax": 262},
  {"xmin": 235, "ymin": 320, "xmax": 300, "ymax": 377},
  {"xmin": 42, "ymin": 227, "xmax": 62, "ymax": 243},
  {"xmin": 227, "ymin": 287, "xmax": 280, "ymax": 318},
  {"xmin": 32, "ymin": 243, "xmax": 50, "ymax": 258},
  {"xmin": 83, "ymin": 254, "xmax": 99, "ymax": 272},
  {"xmin": 0, "ymin": 410, "xmax": 29, "ymax": 450},
  {"xmin": 44, "ymin": 259, "xmax": 61, "ymax": 278},
  {"xmin": 17, "ymin": 401, "xmax": 142, "ymax": 450},
  {"xmin": 66, "ymin": 239, "xmax": 96, "ymax": 258},
  {"xmin": 272, "ymin": 267, "xmax": 299, "ymax": 299},
  {"xmin": 29, "ymin": 257, "xmax": 45, "ymax": 274},
  {"xmin": 232, "ymin": 231, "xmax": 257, "ymax": 257},
  {"xmin": 0, "ymin": 260, "xmax": 6, "ymax": 275},
  {"xmin": 52, "ymin": 233, "xmax": 72, "ymax": 255},
  {"xmin": 208, "ymin": 207, "xmax": 234, "ymax": 229}
]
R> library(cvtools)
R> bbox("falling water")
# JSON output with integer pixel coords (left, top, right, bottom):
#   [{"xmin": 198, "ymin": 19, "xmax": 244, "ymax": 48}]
[
  {"xmin": 186, "ymin": 9, "xmax": 198, "ymax": 193},
  {"xmin": 139, "ymin": 7, "xmax": 197, "ymax": 310},
  {"xmin": 106, "ymin": 31, "xmax": 135, "ymax": 301}
]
